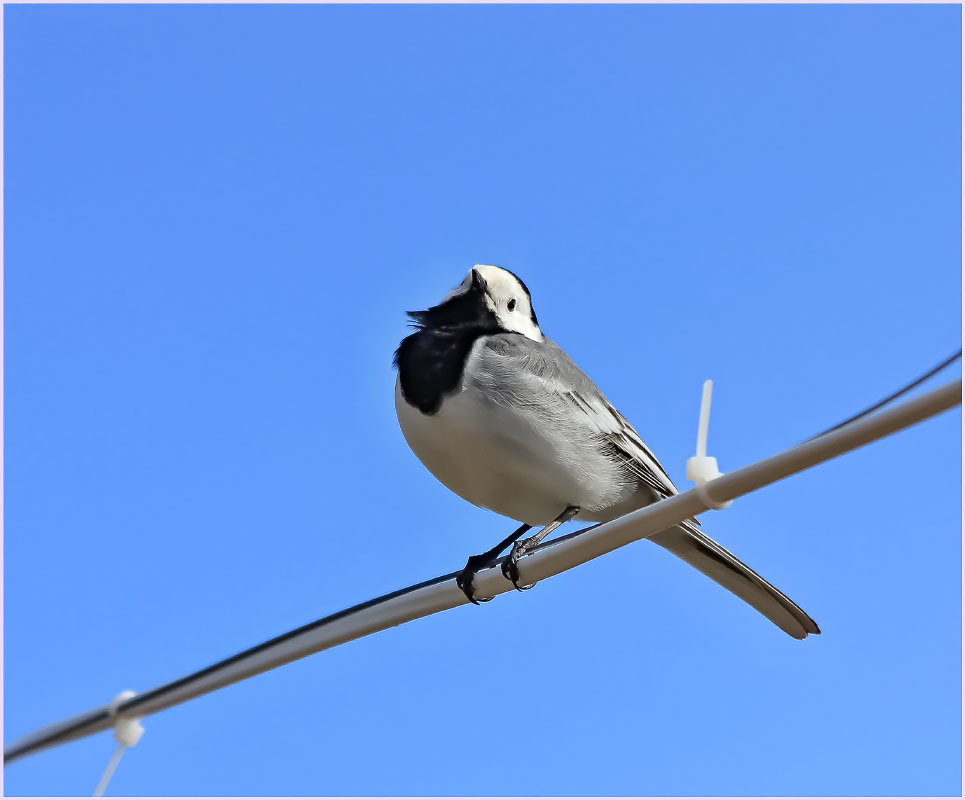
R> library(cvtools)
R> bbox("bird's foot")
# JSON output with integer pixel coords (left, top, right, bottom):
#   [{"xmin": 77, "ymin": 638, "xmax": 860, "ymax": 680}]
[
  {"xmin": 501, "ymin": 538, "xmax": 539, "ymax": 592},
  {"xmin": 456, "ymin": 553, "xmax": 498, "ymax": 605}
]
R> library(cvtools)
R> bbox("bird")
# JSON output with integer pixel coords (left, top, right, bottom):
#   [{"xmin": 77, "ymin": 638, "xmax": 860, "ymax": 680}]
[{"xmin": 393, "ymin": 264, "xmax": 819, "ymax": 639}]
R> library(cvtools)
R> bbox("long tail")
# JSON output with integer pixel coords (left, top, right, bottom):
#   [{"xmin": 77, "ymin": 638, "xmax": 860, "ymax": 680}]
[{"xmin": 649, "ymin": 522, "xmax": 820, "ymax": 639}]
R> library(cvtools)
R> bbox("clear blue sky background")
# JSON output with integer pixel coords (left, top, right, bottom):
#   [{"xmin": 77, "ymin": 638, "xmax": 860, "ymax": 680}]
[{"xmin": 4, "ymin": 4, "xmax": 961, "ymax": 796}]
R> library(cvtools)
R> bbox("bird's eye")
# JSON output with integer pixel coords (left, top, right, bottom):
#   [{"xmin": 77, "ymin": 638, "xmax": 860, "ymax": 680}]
[{"xmin": 507, "ymin": 299, "xmax": 517, "ymax": 311}]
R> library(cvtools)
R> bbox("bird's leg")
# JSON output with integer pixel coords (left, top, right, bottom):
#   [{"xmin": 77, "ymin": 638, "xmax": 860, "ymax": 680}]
[
  {"xmin": 456, "ymin": 522, "xmax": 532, "ymax": 605},
  {"xmin": 502, "ymin": 505, "xmax": 581, "ymax": 591}
]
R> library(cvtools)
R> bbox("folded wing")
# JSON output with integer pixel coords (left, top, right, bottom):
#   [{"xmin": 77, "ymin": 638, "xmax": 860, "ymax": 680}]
[{"xmin": 481, "ymin": 334, "xmax": 820, "ymax": 639}]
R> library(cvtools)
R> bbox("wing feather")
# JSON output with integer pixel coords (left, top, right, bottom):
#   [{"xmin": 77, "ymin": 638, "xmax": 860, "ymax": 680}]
[
  {"xmin": 480, "ymin": 334, "xmax": 678, "ymax": 494},
  {"xmin": 474, "ymin": 334, "xmax": 817, "ymax": 638},
  {"xmin": 558, "ymin": 388, "xmax": 678, "ymax": 498}
]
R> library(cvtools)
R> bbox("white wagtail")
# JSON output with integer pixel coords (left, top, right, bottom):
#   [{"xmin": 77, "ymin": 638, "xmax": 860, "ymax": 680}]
[{"xmin": 394, "ymin": 265, "xmax": 819, "ymax": 639}]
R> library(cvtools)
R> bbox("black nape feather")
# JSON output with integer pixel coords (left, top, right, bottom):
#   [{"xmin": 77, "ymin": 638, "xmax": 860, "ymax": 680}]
[{"xmin": 394, "ymin": 275, "xmax": 501, "ymax": 414}]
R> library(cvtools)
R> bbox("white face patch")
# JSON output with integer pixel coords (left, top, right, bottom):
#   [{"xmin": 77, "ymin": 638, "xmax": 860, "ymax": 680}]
[
  {"xmin": 470, "ymin": 264, "xmax": 543, "ymax": 342},
  {"xmin": 436, "ymin": 265, "xmax": 543, "ymax": 342}
]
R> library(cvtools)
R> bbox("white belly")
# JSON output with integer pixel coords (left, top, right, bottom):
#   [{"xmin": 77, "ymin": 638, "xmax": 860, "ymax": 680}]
[{"xmin": 394, "ymin": 377, "xmax": 641, "ymax": 525}]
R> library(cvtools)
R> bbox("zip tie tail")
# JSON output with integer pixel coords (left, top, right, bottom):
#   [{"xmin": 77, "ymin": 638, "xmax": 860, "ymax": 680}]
[{"xmin": 685, "ymin": 380, "xmax": 732, "ymax": 511}]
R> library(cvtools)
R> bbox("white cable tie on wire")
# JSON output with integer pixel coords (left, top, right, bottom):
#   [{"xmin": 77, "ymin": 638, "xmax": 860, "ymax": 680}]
[
  {"xmin": 92, "ymin": 690, "xmax": 144, "ymax": 797},
  {"xmin": 685, "ymin": 379, "xmax": 732, "ymax": 511}
]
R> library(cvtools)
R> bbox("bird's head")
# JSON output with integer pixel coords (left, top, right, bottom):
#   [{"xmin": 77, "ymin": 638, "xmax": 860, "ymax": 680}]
[{"xmin": 407, "ymin": 265, "xmax": 542, "ymax": 342}]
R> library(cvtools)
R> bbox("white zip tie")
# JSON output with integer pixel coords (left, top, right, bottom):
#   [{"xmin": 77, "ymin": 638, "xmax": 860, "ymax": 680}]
[
  {"xmin": 686, "ymin": 379, "xmax": 732, "ymax": 510},
  {"xmin": 92, "ymin": 691, "xmax": 144, "ymax": 797}
]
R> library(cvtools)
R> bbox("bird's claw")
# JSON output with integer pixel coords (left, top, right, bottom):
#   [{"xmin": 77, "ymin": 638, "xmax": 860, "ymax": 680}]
[
  {"xmin": 456, "ymin": 554, "xmax": 496, "ymax": 604},
  {"xmin": 501, "ymin": 541, "xmax": 537, "ymax": 592},
  {"xmin": 455, "ymin": 569, "xmax": 480, "ymax": 604}
]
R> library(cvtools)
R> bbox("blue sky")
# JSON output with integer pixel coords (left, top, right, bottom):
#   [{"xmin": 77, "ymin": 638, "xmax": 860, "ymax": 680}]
[{"xmin": 4, "ymin": 4, "xmax": 961, "ymax": 796}]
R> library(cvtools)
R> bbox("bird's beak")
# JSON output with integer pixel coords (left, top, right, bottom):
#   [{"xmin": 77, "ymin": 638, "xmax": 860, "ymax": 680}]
[{"xmin": 470, "ymin": 268, "xmax": 488, "ymax": 293}]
